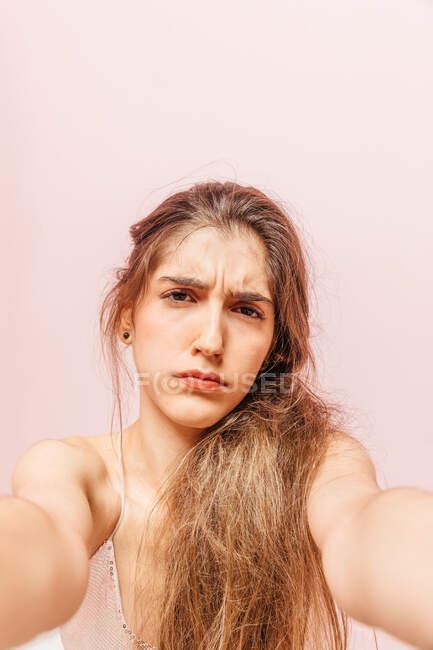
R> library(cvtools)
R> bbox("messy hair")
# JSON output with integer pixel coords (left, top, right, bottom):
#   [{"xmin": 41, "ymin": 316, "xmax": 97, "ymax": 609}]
[{"xmin": 99, "ymin": 180, "xmax": 354, "ymax": 649}]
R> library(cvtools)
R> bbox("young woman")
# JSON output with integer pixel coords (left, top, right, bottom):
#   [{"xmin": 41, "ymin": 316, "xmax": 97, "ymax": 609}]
[{"xmin": 2, "ymin": 181, "xmax": 432, "ymax": 650}]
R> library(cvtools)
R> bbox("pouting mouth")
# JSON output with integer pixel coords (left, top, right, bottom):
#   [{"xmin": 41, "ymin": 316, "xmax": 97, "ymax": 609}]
[{"xmin": 175, "ymin": 370, "xmax": 227, "ymax": 386}]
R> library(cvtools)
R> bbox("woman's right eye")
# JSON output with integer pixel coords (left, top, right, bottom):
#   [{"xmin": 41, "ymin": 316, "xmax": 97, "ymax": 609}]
[{"xmin": 162, "ymin": 290, "xmax": 193, "ymax": 302}]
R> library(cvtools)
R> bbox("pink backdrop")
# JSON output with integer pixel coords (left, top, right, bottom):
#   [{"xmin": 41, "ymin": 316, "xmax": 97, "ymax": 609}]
[{"xmin": 1, "ymin": 2, "xmax": 432, "ymax": 648}]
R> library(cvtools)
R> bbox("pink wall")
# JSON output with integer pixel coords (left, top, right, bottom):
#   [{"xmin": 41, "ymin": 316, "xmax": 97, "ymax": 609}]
[{"xmin": 1, "ymin": 2, "xmax": 432, "ymax": 648}]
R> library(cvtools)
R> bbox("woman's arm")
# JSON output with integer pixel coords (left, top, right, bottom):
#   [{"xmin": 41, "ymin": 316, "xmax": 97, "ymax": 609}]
[
  {"xmin": 0, "ymin": 495, "xmax": 87, "ymax": 648},
  {"xmin": 0, "ymin": 439, "xmax": 97, "ymax": 648},
  {"xmin": 322, "ymin": 485, "xmax": 433, "ymax": 649}
]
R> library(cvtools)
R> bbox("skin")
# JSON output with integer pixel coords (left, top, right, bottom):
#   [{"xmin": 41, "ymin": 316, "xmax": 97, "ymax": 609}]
[{"xmin": 119, "ymin": 226, "xmax": 275, "ymax": 494}]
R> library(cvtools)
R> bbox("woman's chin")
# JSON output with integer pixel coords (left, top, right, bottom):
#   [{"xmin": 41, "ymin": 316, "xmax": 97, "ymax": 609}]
[{"xmin": 162, "ymin": 402, "xmax": 227, "ymax": 430}]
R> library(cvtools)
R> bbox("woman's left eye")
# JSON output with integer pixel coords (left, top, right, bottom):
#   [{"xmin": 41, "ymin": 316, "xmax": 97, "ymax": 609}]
[
  {"xmin": 237, "ymin": 306, "xmax": 263, "ymax": 319},
  {"xmin": 162, "ymin": 290, "xmax": 264, "ymax": 320}
]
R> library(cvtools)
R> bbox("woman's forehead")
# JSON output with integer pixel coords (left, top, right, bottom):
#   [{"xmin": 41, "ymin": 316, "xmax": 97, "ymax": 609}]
[{"xmin": 156, "ymin": 229, "xmax": 270, "ymax": 286}]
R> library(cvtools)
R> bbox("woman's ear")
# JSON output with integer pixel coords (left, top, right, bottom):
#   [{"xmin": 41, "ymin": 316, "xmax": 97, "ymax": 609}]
[{"xmin": 119, "ymin": 307, "xmax": 134, "ymax": 336}]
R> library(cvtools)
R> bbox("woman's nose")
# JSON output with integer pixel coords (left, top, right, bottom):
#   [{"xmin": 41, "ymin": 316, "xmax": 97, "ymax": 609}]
[
  {"xmin": 195, "ymin": 342, "xmax": 223, "ymax": 357},
  {"xmin": 193, "ymin": 315, "xmax": 224, "ymax": 356},
  {"xmin": 194, "ymin": 333, "xmax": 223, "ymax": 357}
]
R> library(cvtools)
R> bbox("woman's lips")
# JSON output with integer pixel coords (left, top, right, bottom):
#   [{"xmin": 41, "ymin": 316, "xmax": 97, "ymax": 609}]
[{"xmin": 175, "ymin": 375, "xmax": 225, "ymax": 392}]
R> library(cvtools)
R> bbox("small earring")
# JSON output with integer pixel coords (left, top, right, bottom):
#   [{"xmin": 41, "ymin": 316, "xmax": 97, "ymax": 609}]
[{"xmin": 123, "ymin": 331, "xmax": 131, "ymax": 341}]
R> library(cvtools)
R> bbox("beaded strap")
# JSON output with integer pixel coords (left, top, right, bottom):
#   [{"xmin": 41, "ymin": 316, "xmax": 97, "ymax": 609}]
[{"xmin": 106, "ymin": 538, "xmax": 158, "ymax": 649}]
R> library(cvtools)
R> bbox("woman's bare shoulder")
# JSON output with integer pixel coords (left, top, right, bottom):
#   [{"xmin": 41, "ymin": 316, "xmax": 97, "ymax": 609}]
[
  {"xmin": 60, "ymin": 434, "xmax": 121, "ymax": 553},
  {"xmin": 64, "ymin": 432, "xmax": 123, "ymax": 471},
  {"xmin": 59, "ymin": 435, "xmax": 108, "ymax": 485},
  {"xmin": 62, "ymin": 433, "xmax": 112, "ymax": 462}
]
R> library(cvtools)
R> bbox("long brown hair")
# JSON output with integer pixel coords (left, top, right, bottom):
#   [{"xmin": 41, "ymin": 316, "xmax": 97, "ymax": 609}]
[{"xmin": 99, "ymin": 180, "xmax": 355, "ymax": 649}]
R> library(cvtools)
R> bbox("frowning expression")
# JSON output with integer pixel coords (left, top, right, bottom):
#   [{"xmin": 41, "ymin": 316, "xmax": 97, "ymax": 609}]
[{"xmin": 124, "ymin": 226, "xmax": 275, "ymax": 429}]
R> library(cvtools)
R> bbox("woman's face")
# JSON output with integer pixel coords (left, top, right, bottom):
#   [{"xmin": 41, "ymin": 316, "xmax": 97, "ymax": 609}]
[{"xmin": 123, "ymin": 226, "xmax": 275, "ymax": 430}]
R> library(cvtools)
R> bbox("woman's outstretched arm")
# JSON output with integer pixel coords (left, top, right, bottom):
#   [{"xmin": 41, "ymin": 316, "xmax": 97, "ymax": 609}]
[
  {"xmin": 323, "ymin": 485, "xmax": 433, "ymax": 649},
  {"xmin": 0, "ymin": 495, "xmax": 87, "ymax": 648},
  {"xmin": 0, "ymin": 440, "xmax": 95, "ymax": 649}
]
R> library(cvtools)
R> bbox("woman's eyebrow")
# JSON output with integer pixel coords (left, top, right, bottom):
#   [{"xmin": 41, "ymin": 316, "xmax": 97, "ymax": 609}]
[{"xmin": 157, "ymin": 275, "xmax": 274, "ymax": 306}]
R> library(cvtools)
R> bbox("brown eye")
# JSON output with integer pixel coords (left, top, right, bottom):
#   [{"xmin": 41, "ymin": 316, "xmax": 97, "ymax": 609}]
[
  {"xmin": 163, "ymin": 290, "xmax": 192, "ymax": 302},
  {"xmin": 235, "ymin": 306, "xmax": 264, "ymax": 320}
]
